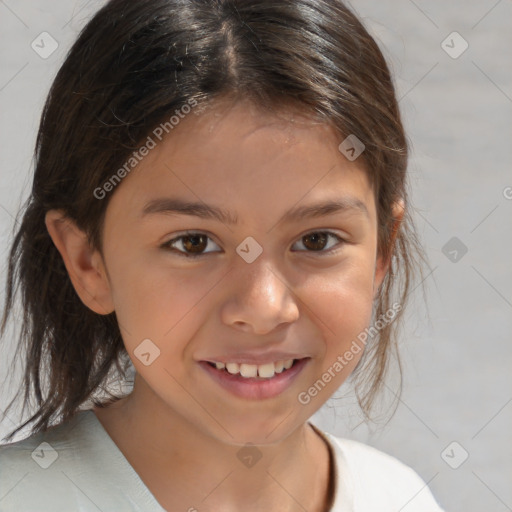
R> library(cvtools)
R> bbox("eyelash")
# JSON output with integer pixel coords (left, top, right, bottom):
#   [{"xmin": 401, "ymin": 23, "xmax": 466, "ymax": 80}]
[{"xmin": 161, "ymin": 230, "xmax": 346, "ymax": 258}]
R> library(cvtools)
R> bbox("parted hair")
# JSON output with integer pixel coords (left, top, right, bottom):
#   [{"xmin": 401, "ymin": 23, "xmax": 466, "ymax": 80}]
[{"xmin": 1, "ymin": 0, "xmax": 423, "ymax": 443}]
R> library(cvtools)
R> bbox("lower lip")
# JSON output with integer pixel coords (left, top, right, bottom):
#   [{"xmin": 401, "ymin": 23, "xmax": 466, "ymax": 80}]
[{"xmin": 198, "ymin": 358, "xmax": 310, "ymax": 400}]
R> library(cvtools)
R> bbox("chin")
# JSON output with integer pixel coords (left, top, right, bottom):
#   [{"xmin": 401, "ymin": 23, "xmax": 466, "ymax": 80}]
[{"xmin": 196, "ymin": 405, "xmax": 311, "ymax": 447}]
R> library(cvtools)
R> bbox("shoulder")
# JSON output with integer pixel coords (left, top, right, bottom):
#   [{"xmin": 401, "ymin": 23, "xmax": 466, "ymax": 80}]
[
  {"xmin": 0, "ymin": 415, "xmax": 76, "ymax": 469},
  {"xmin": 0, "ymin": 410, "xmax": 100, "ymax": 511},
  {"xmin": 0, "ymin": 409, "xmax": 165, "ymax": 511},
  {"xmin": 329, "ymin": 435, "xmax": 427, "ymax": 481},
  {"xmin": 325, "ymin": 433, "xmax": 445, "ymax": 511}
]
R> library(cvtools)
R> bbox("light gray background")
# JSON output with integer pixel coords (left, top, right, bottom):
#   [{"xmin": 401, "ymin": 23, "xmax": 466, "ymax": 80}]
[{"xmin": 1, "ymin": 1, "xmax": 511, "ymax": 511}]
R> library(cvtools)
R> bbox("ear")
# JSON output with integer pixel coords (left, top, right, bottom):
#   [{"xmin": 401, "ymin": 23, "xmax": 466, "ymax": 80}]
[
  {"xmin": 373, "ymin": 199, "xmax": 405, "ymax": 297},
  {"xmin": 45, "ymin": 209, "xmax": 114, "ymax": 315}
]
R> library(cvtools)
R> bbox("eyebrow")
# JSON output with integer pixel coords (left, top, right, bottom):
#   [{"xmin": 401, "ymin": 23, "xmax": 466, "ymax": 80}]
[{"xmin": 140, "ymin": 196, "xmax": 369, "ymax": 225}]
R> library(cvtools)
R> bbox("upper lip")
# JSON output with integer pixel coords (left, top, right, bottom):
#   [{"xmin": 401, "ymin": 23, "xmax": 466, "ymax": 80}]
[{"xmin": 200, "ymin": 352, "xmax": 310, "ymax": 365}]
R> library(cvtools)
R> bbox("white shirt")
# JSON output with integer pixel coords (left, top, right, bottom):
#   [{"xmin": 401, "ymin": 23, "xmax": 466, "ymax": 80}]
[{"xmin": 0, "ymin": 409, "xmax": 444, "ymax": 511}]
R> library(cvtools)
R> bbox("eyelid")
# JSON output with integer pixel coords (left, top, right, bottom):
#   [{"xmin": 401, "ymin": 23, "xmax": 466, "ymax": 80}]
[
  {"xmin": 290, "ymin": 231, "xmax": 345, "ymax": 254},
  {"xmin": 162, "ymin": 230, "xmax": 222, "ymax": 257},
  {"xmin": 161, "ymin": 229, "xmax": 347, "ymax": 258}
]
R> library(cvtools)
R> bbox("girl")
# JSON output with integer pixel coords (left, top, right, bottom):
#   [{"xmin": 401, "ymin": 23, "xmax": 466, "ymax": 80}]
[{"xmin": 0, "ymin": 0, "xmax": 444, "ymax": 510}]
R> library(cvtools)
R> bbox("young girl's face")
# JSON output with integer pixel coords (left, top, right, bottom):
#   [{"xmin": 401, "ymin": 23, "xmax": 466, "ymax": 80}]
[{"xmin": 94, "ymin": 98, "xmax": 390, "ymax": 445}]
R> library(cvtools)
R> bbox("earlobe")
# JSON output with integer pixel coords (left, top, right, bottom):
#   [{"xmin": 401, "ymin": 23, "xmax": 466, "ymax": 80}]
[
  {"xmin": 44, "ymin": 210, "xmax": 114, "ymax": 315},
  {"xmin": 373, "ymin": 199, "xmax": 405, "ymax": 298}
]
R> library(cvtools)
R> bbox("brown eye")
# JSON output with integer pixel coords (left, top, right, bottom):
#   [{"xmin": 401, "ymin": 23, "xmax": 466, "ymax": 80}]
[
  {"xmin": 181, "ymin": 234, "xmax": 208, "ymax": 253},
  {"xmin": 163, "ymin": 230, "xmax": 344, "ymax": 258},
  {"xmin": 302, "ymin": 233, "xmax": 328, "ymax": 251},
  {"xmin": 163, "ymin": 232, "xmax": 221, "ymax": 257},
  {"xmin": 292, "ymin": 231, "xmax": 344, "ymax": 254}
]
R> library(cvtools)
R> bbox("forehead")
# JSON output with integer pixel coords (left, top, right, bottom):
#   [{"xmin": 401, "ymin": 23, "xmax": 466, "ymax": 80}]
[{"xmin": 106, "ymin": 98, "xmax": 376, "ymax": 224}]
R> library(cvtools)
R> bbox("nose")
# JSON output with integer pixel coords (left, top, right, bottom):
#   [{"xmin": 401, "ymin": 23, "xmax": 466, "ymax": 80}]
[{"xmin": 220, "ymin": 258, "xmax": 300, "ymax": 335}]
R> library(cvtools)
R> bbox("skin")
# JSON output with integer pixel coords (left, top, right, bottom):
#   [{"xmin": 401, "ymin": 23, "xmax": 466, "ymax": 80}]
[{"xmin": 45, "ymin": 98, "xmax": 402, "ymax": 512}]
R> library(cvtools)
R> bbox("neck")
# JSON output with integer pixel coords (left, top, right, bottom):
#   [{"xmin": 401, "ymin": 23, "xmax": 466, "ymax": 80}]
[{"xmin": 93, "ymin": 375, "xmax": 332, "ymax": 512}]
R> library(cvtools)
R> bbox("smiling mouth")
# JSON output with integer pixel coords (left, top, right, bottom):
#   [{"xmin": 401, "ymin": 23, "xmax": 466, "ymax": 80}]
[
  {"xmin": 200, "ymin": 357, "xmax": 310, "ymax": 400},
  {"xmin": 205, "ymin": 358, "xmax": 303, "ymax": 379}
]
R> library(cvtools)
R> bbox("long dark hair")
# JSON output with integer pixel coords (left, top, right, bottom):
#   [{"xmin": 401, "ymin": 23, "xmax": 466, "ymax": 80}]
[{"xmin": 1, "ymin": 0, "xmax": 422, "ymax": 443}]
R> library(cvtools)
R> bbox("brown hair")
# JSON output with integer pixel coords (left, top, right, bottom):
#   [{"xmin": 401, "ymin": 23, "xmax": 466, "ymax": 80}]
[{"xmin": 1, "ymin": 0, "xmax": 423, "ymax": 443}]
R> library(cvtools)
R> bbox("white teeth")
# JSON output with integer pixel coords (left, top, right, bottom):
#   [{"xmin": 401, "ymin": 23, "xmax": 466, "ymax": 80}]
[
  {"xmin": 257, "ymin": 362, "xmax": 275, "ymax": 378},
  {"xmin": 240, "ymin": 364, "xmax": 258, "ymax": 378},
  {"xmin": 274, "ymin": 361, "xmax": 285, "ymax": 373},
  {"xmin": 226, "ymin": 362, "xmax": 240, "ymax": 375},
  {"xmin": 212, "ymin": 359, "xmax": 297, "ymax": 378}
]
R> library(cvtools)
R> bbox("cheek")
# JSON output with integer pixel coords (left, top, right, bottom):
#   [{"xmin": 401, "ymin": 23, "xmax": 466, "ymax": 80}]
[
  {"xmin": 292, "ymin": 259, "xmax": 378, "ymax": 410},
  {"xmin": 308, "ymin": 262, "xmax": 376, "ymax": 366},
  {"xmin": 106, "ymin": 251, "xmax": 218, "ymax": 356}
]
